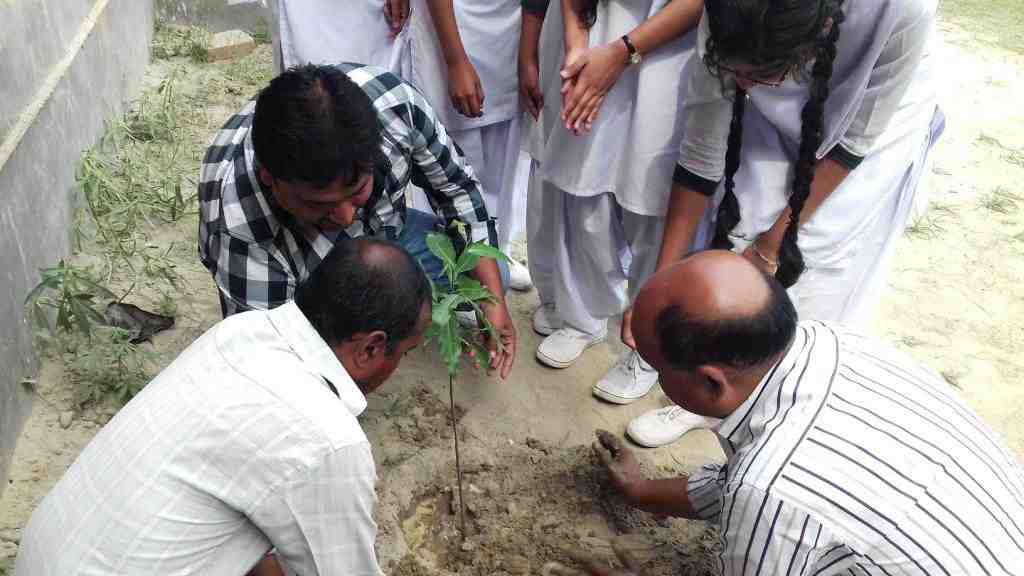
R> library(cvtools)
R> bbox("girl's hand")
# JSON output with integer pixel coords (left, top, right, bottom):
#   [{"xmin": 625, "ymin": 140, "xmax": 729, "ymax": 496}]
[
  {"xmin": 559, "ymin": 40, "xmax": 629, "ymax": 134},
  {"xmin": 448, "ymin": 58, "xmax": 485, "ymax": 118}
]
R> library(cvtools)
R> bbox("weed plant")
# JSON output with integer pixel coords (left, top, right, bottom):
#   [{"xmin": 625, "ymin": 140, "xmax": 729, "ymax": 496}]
[
  {"xmin": 152, "ymin": 22, "xmax": 210, "ymax": 63},
  {"xmin": 62, "ymin": 327, "xmax": 154, "ymax": 406}
]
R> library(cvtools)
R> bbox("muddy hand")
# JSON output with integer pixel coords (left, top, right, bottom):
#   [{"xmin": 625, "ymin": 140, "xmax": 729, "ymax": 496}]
[{"xmin": 593, "ymin": 430, "xmax": 646, "ymax": 498}]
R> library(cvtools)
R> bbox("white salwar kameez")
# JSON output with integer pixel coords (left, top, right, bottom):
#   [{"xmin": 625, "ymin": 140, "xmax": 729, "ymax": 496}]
[
  {"xmin": 677, "ymin": 0, "xmax": 942, "ymax": 328},
  {"xmin": 263, "ymin": 0, "xmax": 407, "ymax": 74},
  {"xmin": 403, "ymin": 0, "xmax": 529, "ymax": 253},
  {"xmin": 524, "ymin": 0, "xmax": 702, "ymax": 336}
]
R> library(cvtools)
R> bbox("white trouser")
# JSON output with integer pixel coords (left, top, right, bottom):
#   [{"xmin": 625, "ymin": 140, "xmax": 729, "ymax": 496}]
[
  {"xmin": 528, "ymin": 172, "xmax": 665, "ymax": 337},
  {"xmin": 412, "ymin": 119, "xmax": 528, "ymax": 254}
]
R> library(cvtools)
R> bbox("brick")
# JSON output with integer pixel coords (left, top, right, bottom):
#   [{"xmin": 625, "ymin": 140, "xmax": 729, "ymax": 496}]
[{"xmin": 207, "ymin": 29, "xmax": 256, "ymax": 62}]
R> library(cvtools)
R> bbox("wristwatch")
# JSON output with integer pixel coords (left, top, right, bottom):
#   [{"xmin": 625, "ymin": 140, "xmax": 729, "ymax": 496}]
[{"xmin": 621, "ymin": 34, "xmax": 641, "ymax": 65}]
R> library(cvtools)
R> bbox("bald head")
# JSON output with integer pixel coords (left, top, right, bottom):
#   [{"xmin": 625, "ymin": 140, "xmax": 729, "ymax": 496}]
[{"xmin": 633, "ymin": 251, "xmax": 797, "ymax": 372}]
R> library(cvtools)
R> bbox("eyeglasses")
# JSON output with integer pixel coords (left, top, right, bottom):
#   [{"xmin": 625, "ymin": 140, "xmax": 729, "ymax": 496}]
[{"xmin": 716, "ymin": 63, "xmax": 791, "ymax": 88}]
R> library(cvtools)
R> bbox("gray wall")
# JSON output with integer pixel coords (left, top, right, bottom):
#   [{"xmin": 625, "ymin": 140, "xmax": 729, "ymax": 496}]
[
  {"xmin": 156, "ymin": 0, "xmax": 265, "ymax": 33},
  {"xmin": 0, "ymin": 0, "xmax": 154, "ymax": 498}
]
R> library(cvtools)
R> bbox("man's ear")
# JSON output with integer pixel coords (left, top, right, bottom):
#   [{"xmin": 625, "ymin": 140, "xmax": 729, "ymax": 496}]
[
  {"xmin": 696, "ymin": 364, "xmax": 730, "ymax": 405},
  {"xmin": 356, "ymin": 331, "xmax": 390, "ymax": 365}
]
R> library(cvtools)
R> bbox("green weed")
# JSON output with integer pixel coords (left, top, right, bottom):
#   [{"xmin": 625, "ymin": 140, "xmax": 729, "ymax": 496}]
[
  {"xmin": 906, "ymin": 203, "xmax": 955, "ymax": 240},
  {"xmin": 122, "ymin": 75, "xmax": 183, "ymax": 143},
  {"xmin": 24, "ymin": 260, "xmax": 115, "ymax": 338},
  {"xmin": 152, "ymin": 23, "xmax": 210, "ymax": 63},
  {"xmin": 63, "ymin": 328, "xmax": 153, "ymax": 407},
  {"xmin": 979, "ymin": 187, "xmax": 1021, "ymax": 215}
]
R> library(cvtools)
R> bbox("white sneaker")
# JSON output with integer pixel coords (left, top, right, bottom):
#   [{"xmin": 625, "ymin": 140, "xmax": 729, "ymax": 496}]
[
  {"xmin": 508, "ymin": 259, "xmax": 533, "ymax": 292},
  {"xmin": 626, "ymin": 406, "xmax": 712, "ymax": 448},
  {"xmin": 536, "ymin": 327, "xmax": 606, "ymax": 369},
  {"xmin": 532, "ymin": 303, "xmax": 561, "ymax": 336},
  {"xmin": 592, "ymin": 351, "xmax": 659, "ymax": 405}
]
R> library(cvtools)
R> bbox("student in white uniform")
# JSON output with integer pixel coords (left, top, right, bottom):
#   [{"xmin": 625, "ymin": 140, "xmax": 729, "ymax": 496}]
[
  {"xmin": 627, "ymin": 0, "xmax": 944, "ymax": 448},
  {"xmin": 523, "ymin": 0, "xmax": 707, "ymax": 394},
  {"xmin": 263, "ymin": 0, "xmax": 409, "ymax": 74},
  {"xmin": 403, "ymin": 0, "xmax": 534, "ymax": 290}
]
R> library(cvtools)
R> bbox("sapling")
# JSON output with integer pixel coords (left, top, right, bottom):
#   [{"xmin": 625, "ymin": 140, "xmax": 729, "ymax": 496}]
[{"xmin": 424, "ymin": 225, "xmax": 508, "ymax": 535}]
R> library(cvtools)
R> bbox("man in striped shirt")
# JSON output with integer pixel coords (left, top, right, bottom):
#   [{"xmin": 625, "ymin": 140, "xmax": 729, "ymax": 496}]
[
  {"xmin": 198, "ymin": 63, "xmax": 516, "ymax": 377},
  {"xmin": 587, "ymin": 250, "xmax": 1024, "ymax": 576}
]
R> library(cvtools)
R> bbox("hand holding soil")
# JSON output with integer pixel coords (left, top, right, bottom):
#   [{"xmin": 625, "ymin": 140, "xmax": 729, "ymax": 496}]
[{"xmin": 592, "ymin": 430, "xmax": 647, "ymax": 504}]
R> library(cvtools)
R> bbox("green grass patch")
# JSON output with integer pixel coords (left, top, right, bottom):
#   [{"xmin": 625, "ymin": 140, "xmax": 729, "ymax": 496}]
[
  {"xmin": 940, "ymin": 0, "xmax": 1024, "ymax": 54},
  {"xmin": 979, "ymin": 187, "xmax": 1021, "ymax": 215},
  {"xmin": 906, "ymin": 203, "xmax": 955, "ymax": 240}
]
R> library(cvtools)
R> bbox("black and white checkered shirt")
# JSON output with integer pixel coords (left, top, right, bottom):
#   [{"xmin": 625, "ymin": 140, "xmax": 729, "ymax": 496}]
[
  {"xmin": 686, "ymin": 321, "xmax": 1024, "ymax": 575},
  {"xmin": 198, "ymin": 64, "xmax": 496, "ymax": 315}
]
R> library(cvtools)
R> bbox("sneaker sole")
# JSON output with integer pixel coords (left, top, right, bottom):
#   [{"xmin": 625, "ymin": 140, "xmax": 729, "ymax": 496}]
[
  {"xmin": 535, "ymin": 335, "xmax": 606, "ymax": 369},
  {"xmin": 591, "ymin": 381, "xmax": 657, "ymax": 405},
  {"xmin": 625, "ymin": 426, "xmax": 686, "ymax": 448}
]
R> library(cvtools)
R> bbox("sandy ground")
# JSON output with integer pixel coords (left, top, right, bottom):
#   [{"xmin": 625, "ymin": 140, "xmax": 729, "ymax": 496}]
[{"xmin": 1, "ymin": 18, "xmax": 1022, "ymax": 575}]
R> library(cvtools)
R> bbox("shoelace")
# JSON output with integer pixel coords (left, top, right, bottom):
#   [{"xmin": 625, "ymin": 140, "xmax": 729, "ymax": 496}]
[{"xmin": 659, "ymin": 406, "xmax": 686, "ymax": 422}]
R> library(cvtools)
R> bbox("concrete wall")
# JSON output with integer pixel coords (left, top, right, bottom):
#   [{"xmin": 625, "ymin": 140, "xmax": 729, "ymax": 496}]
[
  {"xmin": 0, "ymin": 0, "xmax": 154, "ymax": 498},
  {"xmin": 156, "ymin": 0, "xmax": 266, "ymax": 34}
]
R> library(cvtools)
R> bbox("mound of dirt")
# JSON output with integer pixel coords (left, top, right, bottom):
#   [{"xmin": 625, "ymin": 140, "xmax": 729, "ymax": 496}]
[{"xmin": 367, "ymin": 385, "xmax": 720, "ymax": 576}]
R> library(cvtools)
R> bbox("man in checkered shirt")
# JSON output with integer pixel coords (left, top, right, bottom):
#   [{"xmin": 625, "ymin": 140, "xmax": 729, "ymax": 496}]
[{"xmin": 198, "ymin": 63, "xmax": 516, "ymax": 377}]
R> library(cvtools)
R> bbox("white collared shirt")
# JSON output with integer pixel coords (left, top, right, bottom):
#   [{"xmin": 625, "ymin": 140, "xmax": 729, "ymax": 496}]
[
  {"xmin": 16, "ymin": 302, "xmax": 381, "ymax": 576},
  {"xmin": 687, "ymin": 321, "xmax": 1024, "ymax": 576}
]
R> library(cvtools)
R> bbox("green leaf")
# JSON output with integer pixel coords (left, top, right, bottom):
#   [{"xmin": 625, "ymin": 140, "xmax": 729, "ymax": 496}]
[
  {"xmin": 438, "ymin": 321, "xmax": 462, "ymax": 376},
  {"xmin": 455, "ymin": 278, "xmax": 494, "ymax": 304},
  {"xmin": 432, "ymin": 293, "xmax": 462, "ymax": 327},
  {"xmin": 70, "ymin": 299, "xmax": 93, "ymax": 336},
  {"xmin": 453, "ymin": 252, "xmax": 480, "ymax": 277},
  {"xmin": 463, "ymin": 242, "xmax": 509, "ymax": 263},
  {"xmin": 425, "ymin": 232, "xmax": 457, "ymax": 271}
]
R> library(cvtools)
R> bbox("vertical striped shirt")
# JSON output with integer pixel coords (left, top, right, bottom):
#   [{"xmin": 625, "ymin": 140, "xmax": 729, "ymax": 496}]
[
  {"xmin": 198, "ymin": 63, "xmax": 497, "ymax": 315},
  {"xmin": 687, "ymin": 321, "xmax": 1024, "ymax": 576}
]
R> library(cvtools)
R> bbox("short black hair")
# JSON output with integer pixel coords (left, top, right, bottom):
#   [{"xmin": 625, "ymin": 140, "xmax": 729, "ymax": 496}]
[
  {"xmin": 655, "ymin": 270, "xmax": 798, "ymax": 371},
  {"xmin": 252, "ymin": 64, "xmax": 382, "ymax": 188},
  {"xmin": 295, "ymin": 238, "xmax": 431, "ymax": 352}
]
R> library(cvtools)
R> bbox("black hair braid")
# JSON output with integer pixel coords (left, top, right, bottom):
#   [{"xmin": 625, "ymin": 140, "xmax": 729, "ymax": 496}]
[
  {"xmin": 775, "ymin": 5, "xmax": 844, "ymax": 287},
  {"xmin": 711, "ymin": 88, "xmax": 748, "ymax": 250},
  {"xmin": 579, "ymin": 0, "xmax": 600, "ymax": 28}
]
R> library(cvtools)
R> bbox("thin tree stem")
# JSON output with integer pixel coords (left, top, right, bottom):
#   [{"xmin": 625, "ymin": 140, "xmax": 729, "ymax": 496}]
[{"xmin": 449, "ymin": 373, "xmax": 467, "ymax": 536}]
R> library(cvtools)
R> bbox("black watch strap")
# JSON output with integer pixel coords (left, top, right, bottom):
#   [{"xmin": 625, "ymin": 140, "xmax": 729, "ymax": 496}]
[{"xmin": 621, "ymin": 34, "xmax": 637, "ymax": 57}]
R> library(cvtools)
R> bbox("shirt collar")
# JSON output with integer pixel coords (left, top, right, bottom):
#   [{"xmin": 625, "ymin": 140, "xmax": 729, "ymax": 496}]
[
  {"xmin": 712, "ymin": 325, "xmax": 810, "ymax": 451},
  {"xmin": 265, "ymin": 301, "xmax": 368, "ymax": 417},
  {"xmin": 220, "ymin": 127, "xmax": 288, "ymax": 244}
]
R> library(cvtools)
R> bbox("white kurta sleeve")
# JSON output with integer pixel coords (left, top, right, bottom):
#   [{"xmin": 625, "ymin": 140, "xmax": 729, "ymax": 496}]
[
  {"xmin": 838, "ymin": 3, "xmax": 934, "ymax": 158},
  {"xmin": 674, "ymin": 13, "xmax": 737, "ymax": 195},
  {"xmin": 249, "ymin": 442, "xmax": 381, "ymax": 576}
]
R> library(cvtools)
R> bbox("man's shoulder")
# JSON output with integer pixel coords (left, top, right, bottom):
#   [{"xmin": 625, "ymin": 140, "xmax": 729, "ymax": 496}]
[
  {"xmin": 199, "ymin": 102, "xmax": 280, "ymax": 246},
  {"xmin": 338, "ymin": 63, "xmax": 419, "ymax": 113},
  {"xmin": 209, "ymin": 311, "xmax": 369, "ymax": 450}
]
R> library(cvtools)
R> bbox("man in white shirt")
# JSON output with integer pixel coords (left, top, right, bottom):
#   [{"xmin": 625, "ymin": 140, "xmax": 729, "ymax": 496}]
[
  {"xmin": 15, "ymin": 238, "xmax": 431, "ymax": 576},
  {"xmin": 583, "ymin": 250, "xmax": 1024, "ymax": 576}
]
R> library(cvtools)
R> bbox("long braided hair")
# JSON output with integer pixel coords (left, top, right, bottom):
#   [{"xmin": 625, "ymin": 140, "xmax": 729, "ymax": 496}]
[
  {"xmin": 705, "ymin": 0, "xmax": 845, "ymax": 287},
  {"xmin": 578, "ymin": 0, "xmax": 601, "ymax": 28}
]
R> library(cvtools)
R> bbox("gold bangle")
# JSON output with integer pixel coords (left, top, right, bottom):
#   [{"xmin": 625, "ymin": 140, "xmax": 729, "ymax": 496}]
[{"xmin": 752, "ymin": 245, "xmax": 778, "ymax": 269}]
